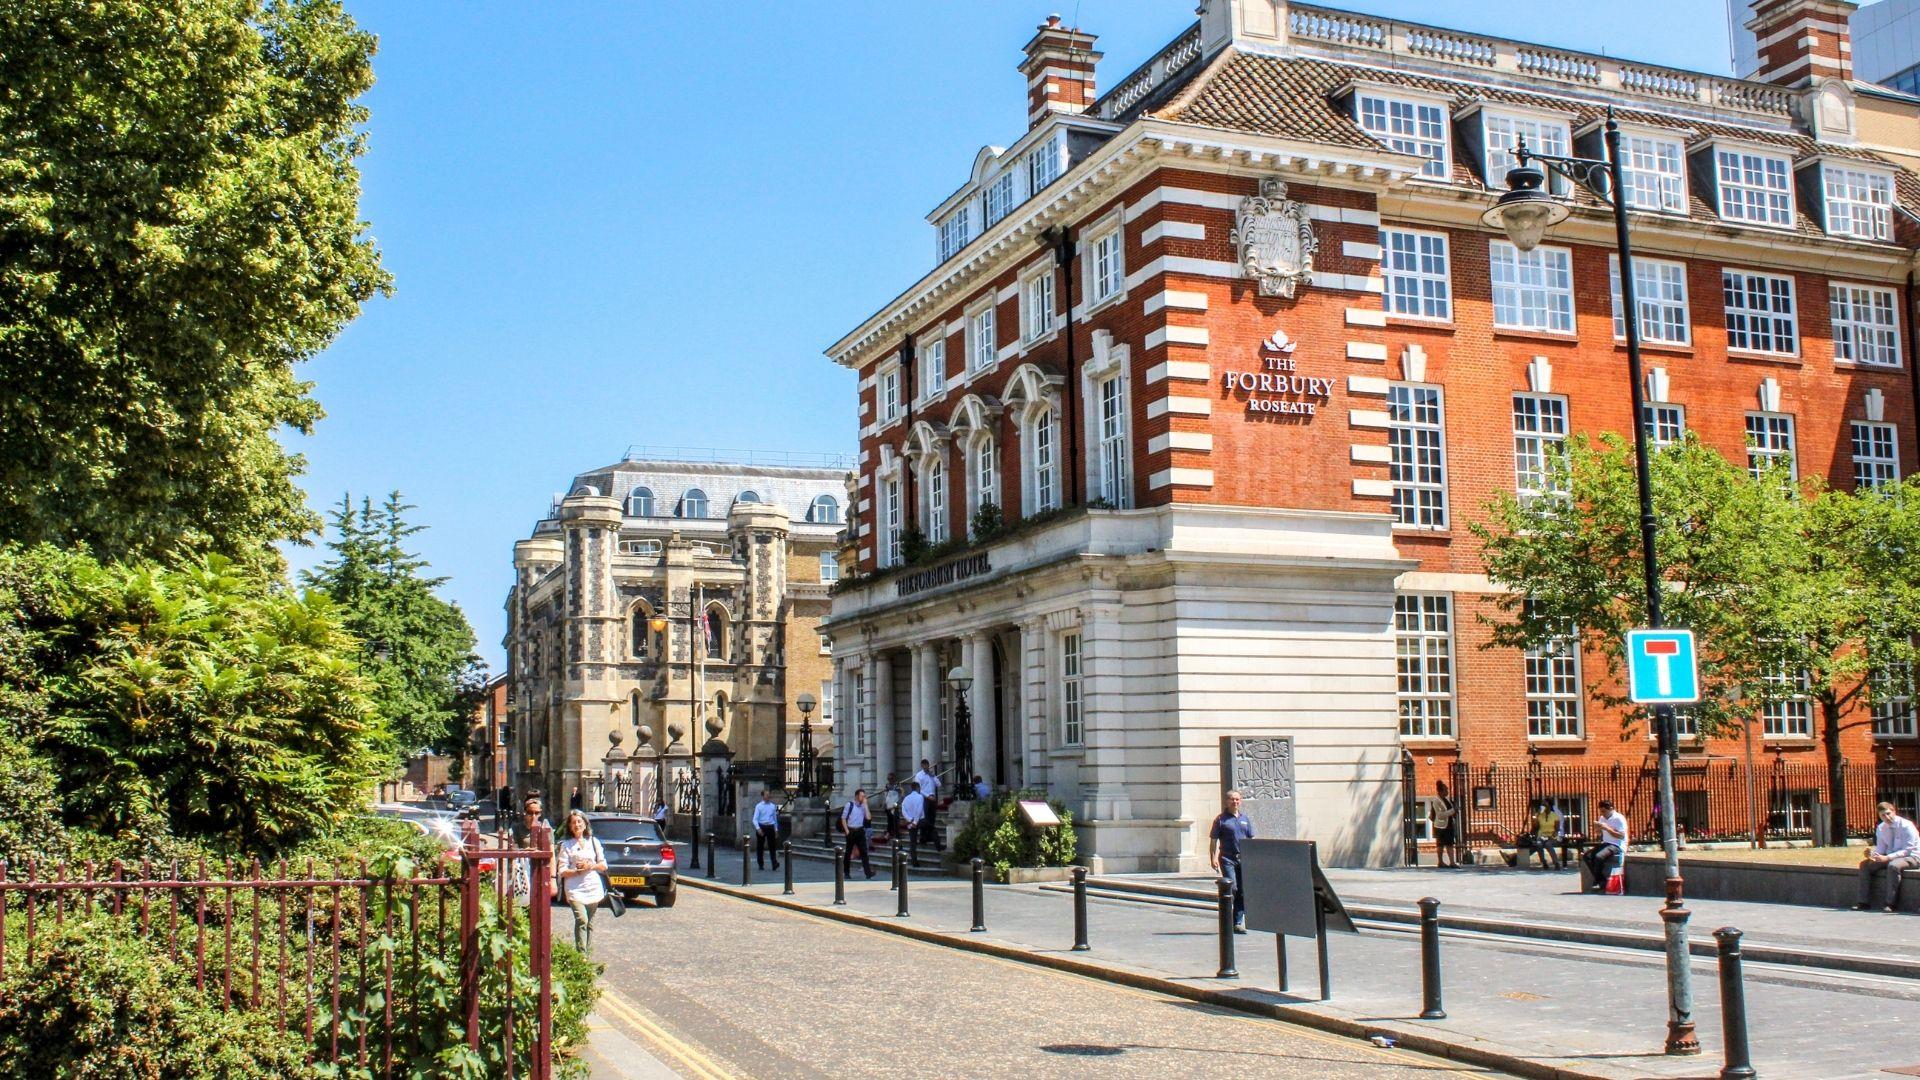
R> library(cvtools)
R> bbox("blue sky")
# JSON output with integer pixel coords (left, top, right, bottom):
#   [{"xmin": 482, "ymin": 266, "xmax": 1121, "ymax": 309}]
[{"xmin": 292, "ymin": 1, "xmax": 1741, "ymax": 666}]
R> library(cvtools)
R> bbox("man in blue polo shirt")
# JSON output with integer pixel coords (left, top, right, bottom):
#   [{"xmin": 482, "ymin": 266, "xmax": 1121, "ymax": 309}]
[{"xmin": 1209, "ymin": 789, "xmax": 1255, "ymax": 934}]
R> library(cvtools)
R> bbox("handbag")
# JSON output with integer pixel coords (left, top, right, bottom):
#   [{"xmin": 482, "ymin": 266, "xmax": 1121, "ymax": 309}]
[{"xmin": 592, "ymin": 841, "xmax": 625, "ymax": 918}]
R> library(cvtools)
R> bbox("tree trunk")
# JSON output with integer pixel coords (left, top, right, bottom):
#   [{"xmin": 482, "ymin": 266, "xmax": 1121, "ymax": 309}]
[{"xmin": 1822, "ymin": 693, "xmax": 1847, "ymax": 846}]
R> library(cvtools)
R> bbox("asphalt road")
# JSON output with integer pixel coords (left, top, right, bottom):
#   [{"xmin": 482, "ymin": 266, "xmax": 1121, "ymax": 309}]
[{"xmin": 576, "ymin": 888, "xmax": 1503, "ymax": 1079}]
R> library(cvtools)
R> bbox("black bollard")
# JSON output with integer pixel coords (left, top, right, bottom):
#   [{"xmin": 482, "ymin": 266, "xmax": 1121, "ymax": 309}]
[
  {"xmin": 890, "ymin": 842, "xmax": 902, "ymax": 892},
  {"xmin": 970, "ymin": 858, "xmax": 986, "ymax": 933},
  {"xmin": 832, "ymin": 845, "xmax": 846, "ymax": 905},
  {"xmin": 1216, "ymin": 876, "xmax": 1239, "ymax": 979},
  {"xmin": 782, "ymin": 841, "xmax": 794, "ymax": 895},
  {"xmin": 690, "ymin": 824, "xmax": 701, "ymax": 871},
  {"xmin": 1418, "ymin": 897, "xmax": 1446, "ymax": 1019},
  {"xmin": 1715, "ymin": 928, "xmax": 1757, "ymax": 1080},
  {"xmin": 741, "ymin": 834, "xmax": 752, "ymax": 886},
  {"xmin": 704, "ymin": 833, "xmax": 716, "ymax": 880},
  {"xmin": 896, "ymin": 850, "xmax": 910, "ymax": 917},
  {"xmin": 1071, "ymin": 866, "xmax": 1090, "ymax": 951}
]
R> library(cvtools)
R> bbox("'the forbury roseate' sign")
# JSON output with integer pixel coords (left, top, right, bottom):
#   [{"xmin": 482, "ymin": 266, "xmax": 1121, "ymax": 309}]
[{"xmin": 1221, "ymin": 327, "xmax": 1332, "ymax": 417}]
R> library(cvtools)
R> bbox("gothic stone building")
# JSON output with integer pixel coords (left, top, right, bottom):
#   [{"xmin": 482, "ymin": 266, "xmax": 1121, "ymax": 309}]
[
  {"xmin": 505, "ymin": 458, "xmax": 846, "ymax": 814},
  {"xmin": 825, "ymin": 0, "xmax": 1920, "ymax": 870}
]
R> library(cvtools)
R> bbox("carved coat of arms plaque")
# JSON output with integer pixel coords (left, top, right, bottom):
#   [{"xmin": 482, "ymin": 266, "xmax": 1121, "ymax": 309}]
[{"xmin": 1231, "ymin": 177, "xmax": 1318, "ymax": 299}]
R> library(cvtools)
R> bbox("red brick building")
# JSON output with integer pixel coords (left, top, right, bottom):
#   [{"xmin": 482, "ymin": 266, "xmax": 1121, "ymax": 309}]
[{"xmin": 825, "ymin": 0, "xmax": 1920, "ymax": 868}]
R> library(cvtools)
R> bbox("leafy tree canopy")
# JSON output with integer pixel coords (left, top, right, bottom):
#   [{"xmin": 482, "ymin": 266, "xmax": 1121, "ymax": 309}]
[
  {"xmin": 0, "ymin": 0, "xmax": 389, "ymax": 566},
  {"xmin": 303, "ymin": 493, "xmax": 485, "ymax": 757},
  {"xmin": 1474, "ymin": 434, "xmax": 1920, "ymax": 840}
]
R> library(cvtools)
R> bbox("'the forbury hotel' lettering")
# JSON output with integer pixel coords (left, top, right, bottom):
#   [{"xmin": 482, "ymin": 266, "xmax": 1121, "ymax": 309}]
[{"xmin": 895, "ymin": 552, "xmax": 993, "ymax": 597}]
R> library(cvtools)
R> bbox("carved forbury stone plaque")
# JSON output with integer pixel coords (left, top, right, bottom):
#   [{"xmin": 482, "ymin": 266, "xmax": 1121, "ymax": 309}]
[{"xmin": 1221, "ymin": 736, "xmax": 1296, "ymax": 840}]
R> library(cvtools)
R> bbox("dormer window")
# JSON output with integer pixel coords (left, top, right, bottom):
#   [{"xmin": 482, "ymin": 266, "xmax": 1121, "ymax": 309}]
[
  {"xmin": 1713, "ymin": 146, "xmax": 1793, "ymax": 228},
  {"xmin": 681, "ymin": 489, "xmax": 709, "ymax": 519},
  {"xmin": 1028, "ymin": 133, "xmax": 1065, "ymax": 193},
  {"xmin": 1354, "ymin": 90, "xmax": 1449, "ymax": 180},
  {"xmin": 938, "ymin": 206, "xmax": 974, "ymax": 261},
  {"xmin": 1482, "ymin": 112, "xmax": 1571, "ymax": 192},
  {"xmin": 1619, "ymin": 133, "xmax": 1686, "ymax": 214},
  {"xmin": 1823, "ymin": 163, "xmax": 1894, "ymax": 241},
  {"xmin": 985, "ymin": 172, "xmax": 1019, "ymax": 226}
]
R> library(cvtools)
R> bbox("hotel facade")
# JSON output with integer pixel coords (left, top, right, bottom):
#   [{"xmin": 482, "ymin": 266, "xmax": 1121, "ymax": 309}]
[{"xmin": 824, "ymin": 0, "xmax": 1920, "ymax": 870}]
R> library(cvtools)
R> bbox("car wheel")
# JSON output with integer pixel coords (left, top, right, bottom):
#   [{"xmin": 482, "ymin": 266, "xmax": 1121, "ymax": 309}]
[{"xmin": 653, "ymin": 887, "xmax": 677, "ymax": 908}]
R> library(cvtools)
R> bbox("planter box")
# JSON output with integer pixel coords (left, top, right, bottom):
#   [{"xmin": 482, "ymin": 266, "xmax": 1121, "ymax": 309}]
[
  {"xmin": 1003, "ymin": 866, "xmax": 1077, "ymax": 884},
  {"xmin": 1612, "ymin": 853, "xmax": 1920, "ymax": 912}
]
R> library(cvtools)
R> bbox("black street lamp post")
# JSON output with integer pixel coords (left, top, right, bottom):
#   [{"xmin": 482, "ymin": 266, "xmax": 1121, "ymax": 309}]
[
  {"xmin": 795, "ymin": 692, "xmax": 819, "ymax": 798},
  {"xmin": 1482, "ymin": 114, "xmax": 1698, "ymax": 1057},
  {"xmin": 947, "ymin": 665, "xmax": 974, "ymax": 799}
]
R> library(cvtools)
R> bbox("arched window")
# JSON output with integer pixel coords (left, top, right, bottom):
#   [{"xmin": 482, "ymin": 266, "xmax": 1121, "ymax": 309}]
[
  {"xmin": 630, "ymin": 690, "xmax": 643, "ymax": 728},
  {"xmin": 809, "ymin": 494, "xmax": 840, "ymax": 523},
  {"xmin": 970, "ymin": 435, "xmax": 997, "ymax": 521},
  {"xmin": 681, "ymin": 489, "xmax": 708, "ymax": 518},
  {"xmin": 627, "ymin": 487, "xmax": 654, "ymax": 517},
  {"xmin": 921, "ymin": 457, "xmax": 947, "ymax": 543},
  {"xmin": 735, "ymin": 490, "xmax": 760, "ymax": 505},
  {"xmin": 629, "ymin": 602, "xmax": 658, "ymax": 660},
  {"xmin": 1025, "ymin": 406, "xmax": 1058, "ymax": 514},
  {"xmin": 710, "ymin": 691, "xmax": 729, "ymax": 728},
  {"xmin": 702, "ymin": 604, "xmax": 729, "ymax": 660}
]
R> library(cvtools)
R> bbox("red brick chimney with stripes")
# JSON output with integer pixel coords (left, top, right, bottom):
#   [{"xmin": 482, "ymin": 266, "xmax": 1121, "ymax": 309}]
[
  {"xmin": 1018, "ymin": 14, "xmax": 1101, "ymax": 130},
  {"xmin": 1745, "ymin": 0, "xmax": 1858, "ymax": 87}
]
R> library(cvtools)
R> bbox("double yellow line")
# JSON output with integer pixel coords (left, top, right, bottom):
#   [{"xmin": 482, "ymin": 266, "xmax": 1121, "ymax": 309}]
[{"xmin": 595, "ymin": 988, "xmax": 737, "ymax": 1080}]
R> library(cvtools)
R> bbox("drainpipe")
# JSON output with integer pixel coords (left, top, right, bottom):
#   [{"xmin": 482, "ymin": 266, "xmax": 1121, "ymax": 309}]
[
  {"xmin": 900, "ymin": 333, "xmax": 917, "ymax": 532},
  {"xmin": 1043, "ymin": 224, "xmax": 1082, "ymax": 505}
]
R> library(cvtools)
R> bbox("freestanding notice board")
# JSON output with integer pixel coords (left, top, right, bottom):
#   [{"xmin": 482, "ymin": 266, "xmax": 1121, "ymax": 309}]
[{"xmin": 1239, "ymin": 838, "xmax": 1357, "ymax": 999}]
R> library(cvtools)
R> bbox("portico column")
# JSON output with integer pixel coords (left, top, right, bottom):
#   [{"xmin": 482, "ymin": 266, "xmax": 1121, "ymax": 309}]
[
  {"xmin": 908, "ymin": 643, "xmax": 935, "ymax": 775},
  {"xmin": 872, "ymin": 653, "xmax": 895, "ymax": 789},
  {"xmin": 1019, "ymin": 617, "xmax": 1049, "ymax": 792},
  {"xmin": 968, "ymin": 632, "xmax": 996, "ymax": 789}
]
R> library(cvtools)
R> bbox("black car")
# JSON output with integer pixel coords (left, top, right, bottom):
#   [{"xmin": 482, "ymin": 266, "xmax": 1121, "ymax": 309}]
[{"xmin": 583, "ymin": 814, "xmax": 677, "ymax": 907}]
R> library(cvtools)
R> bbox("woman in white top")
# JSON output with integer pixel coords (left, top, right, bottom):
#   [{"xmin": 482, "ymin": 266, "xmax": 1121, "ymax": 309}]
[{"xmin": 556, "ymin": 810, "xmax": 607, "ymax": 955}]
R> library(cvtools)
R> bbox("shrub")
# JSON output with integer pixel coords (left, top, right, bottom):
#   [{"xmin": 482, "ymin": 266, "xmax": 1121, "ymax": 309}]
[
  {"xmin": 0, "ymin": 917, "xmax": 322, "ymax": 1079},
  {"xmin": 969, "ymin": 501, "xmax": 1004, "ymax": 542},
  {"xmin": 951, "ymin": 793, "xmax": 1077, "ymax": 881}
]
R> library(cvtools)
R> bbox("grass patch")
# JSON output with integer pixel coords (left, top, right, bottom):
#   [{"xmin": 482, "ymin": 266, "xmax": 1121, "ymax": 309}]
[{"xmin": 1672, "ymin": 844, "xmax": 1865, "ymax": 866}]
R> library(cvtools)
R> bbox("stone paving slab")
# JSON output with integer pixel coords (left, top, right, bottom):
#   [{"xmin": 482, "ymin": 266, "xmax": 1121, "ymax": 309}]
[{"xmin": 687, "ymin": 846, "xmax": 1920, "ymax": 1080}]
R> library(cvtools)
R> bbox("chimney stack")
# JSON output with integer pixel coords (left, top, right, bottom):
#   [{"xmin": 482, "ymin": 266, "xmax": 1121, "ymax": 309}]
[
  {"xmin": 1745, "ymin": 0, "xmax": 1858, "ymax": 87},
  {"xmin": 1019, "ymin": 15, "xmax": 1101, "ymax": 129}
]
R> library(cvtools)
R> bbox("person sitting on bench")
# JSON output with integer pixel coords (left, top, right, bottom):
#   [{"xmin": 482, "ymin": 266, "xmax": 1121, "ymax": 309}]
[
  {"xmin": 1855, "ymin": 801, "xmax": 1920, "ymax": 913},
  {"xmin": 1582, "ymin": 800, "xmax": 1628, "ymax": 891},
  {"xmin": 1516, "ymin": 800, "xmax": 1562, "ymax": 870}
]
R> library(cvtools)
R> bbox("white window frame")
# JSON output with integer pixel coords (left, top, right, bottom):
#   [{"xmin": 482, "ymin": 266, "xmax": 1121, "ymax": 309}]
[
  {"xmin": 819, "ymin": 557, "xmax": 839, "ymax": 585},
  {"xmin": 1744, "ymin": 412, "xmax": 1798, "ymax": 483},
  {"xmin": 1491, "ymin": 241, "xmax": 1575, "ymax": 334},
  {"xmin": 1095, "ymin": 374, "xmax": 1130, "ymax": 508},
  {"xmin": 1823, "ymin": 162, "xmax": 1895, "ymax": 242},
  {"xmin": 1874, "ymin": 661, "xmax": 1917, "ymax": 739},
  {"xmin": 1022, "ymin": 263, "xmax": 1058, "ymax": 344},
  {"xmin": 1610, "ymin": 255, "xmax": 1690, "ymax": 346},
  {"xmin": 1852, "ymin": 420, "xmax": 1900, "ymax": 491},
  {"xmin": 1060, "ymin": 631, "xmax": 1084, "ymax": 746},
  {"xmin": 1389, "ymin": 383, "xmax": 1448, "ymax": 529},
  {"xmin": 1761, "ymin": 662, "xmax": 1813, "ymax": 739},
  {"xmin": 1643, "ymin": 402, "xmax": 1686, "ymax": 449},
  {"xmin": 1512, "ymin": 393, "xmax": 1570, "ymax": 500},
  {"xmin": 1525, "ymin": 626, "xmax": 1584, "ymax": 740},
  {"xmin": 1025, "ymin": 407, "xmax": 1059, "ymax": 513},
  {"xmin": 985, "ymin": 170, "xmax": 1019, "ymax": 226},
  {"xmin": 1355, "ymin": 90, "xmax": 1451, "ymax": 180},
  {"xmin": 938, "ymin": 206, "xmax": 973, "ymax": 261},
  {"xmin": 1482, "ymin": 110, "xmax": 1573, "ymax": 192},
  {"xmin": 878, "ymin": 364, "xmax": 903, "ymax": 423},
  {"xmin": 969, "ymin": 435, "xmax": 998, "ymax": 522},
  {"xmin": 1722, "ymin": 269, "xmax": 1798, "ymax": 356},
  {"xmin": 1028, "ymin": 132, "xmax": 1065, "ymax": 194},
  {"xmin": 1395, "ymin": 594, "xmax": 1456, "ymax": 739},
  {"xmin": 1086, "ymin": 225, "xmax": 1125, "ymax": 308},
  {"xmin": 918, "ymin": 337, "xmax": 946, "ymax": 400},
  {"xmin": 820, "ymin": 679, "xmax": 834, "ymax": 724},
  {"xmin": 1380, "ymin": 228, "xmax": 1451, "ymax": 321},
  {"xmin": 1619, "ymin": 132, "xmax": 1687, "ymax": 214},
  {"xmin": 1714, "ymin": 146, "xmax": 1794, "ymax": 228},
  {"xmin": 880, "ymin": 476, "xmax": 903, "ymax": 568},
  {"xmin": 968, "ymin": 303, "xmax": 998, "ymax": 372},
  {"xmin": 1830, "ymin": 282, "xmax": 1901, "ymax": 367},
  {"xmin": 922, "ymin": 456, "xmax": 947, "ymax": 544}
]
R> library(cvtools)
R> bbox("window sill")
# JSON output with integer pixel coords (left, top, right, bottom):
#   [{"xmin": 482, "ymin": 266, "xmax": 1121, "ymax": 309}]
[
  {"xmin": 1049, "ymin": 746, "xmax": 1085, "ymax": 759},
  {"xmin": 1725, "ymin": 350, "xmax": 1802, "ymax": 366},
  {"xmin": 1385, "ymin": 314, "xmax": 1455, "ymax": 329},
  {"xmin": 1526, "ymin": 737, "xmax": 1587, "ymax": 747},
  {"xmin": 1021, "ymin": 329, "xmax": 1061, "ymax": 353},
  {"xmin": 1492, "ymin": 327, "xmax": 1578, "ymax": 344},
  {"xmin": 1400, "ymin": 737, "xmax": 1458, "ymax": 748},
  {"xmin": 1614, "ymin": 340, "xmax": 1692, "ymax": 356},
  {"xmin": 1873, "ymin": 734, "xmax": 1919, "ymax": 742},
  {"xmin": 1082, "ymin": 292, "xmax": 1127, "ymax": 320},
  {"xmin": 1834, "ymin": 359, "xmax": 1906, "ymax": 373},
  {"xmin": 1762, "ymin": 738, "xmax": 1815, "ymax": 748},
  {"xmin": 1392, "ymin": 524, "xmax": 1452, "ymax": 536}
]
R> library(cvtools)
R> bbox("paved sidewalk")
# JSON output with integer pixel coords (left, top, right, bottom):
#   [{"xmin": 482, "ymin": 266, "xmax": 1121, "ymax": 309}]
[{"xmin": 687, "ymin": 845, "xmax": 1920, "ymax": 1080}]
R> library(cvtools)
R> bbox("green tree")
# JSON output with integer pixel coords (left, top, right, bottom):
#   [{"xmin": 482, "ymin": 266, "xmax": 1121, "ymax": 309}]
[
  {"xmin": 0, "ymin": 0, "xmax": 390, "ymax": 566},
  {"xmin": 304, "ymin": 493, "xmax": 485, "ymax": 756},
  {"xmin": 1474, "ymin": 434, "xmax": 1920, "ymax": 842},
  {"xmin": 0, "ymin": 545, "xmax": 383, "ymax": 853}
]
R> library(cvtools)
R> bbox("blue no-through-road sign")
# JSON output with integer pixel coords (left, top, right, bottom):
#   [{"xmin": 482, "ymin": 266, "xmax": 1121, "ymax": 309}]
[{"xmin": 1626, "ymin": 629, "xmax": 1700, "ymax": 705}]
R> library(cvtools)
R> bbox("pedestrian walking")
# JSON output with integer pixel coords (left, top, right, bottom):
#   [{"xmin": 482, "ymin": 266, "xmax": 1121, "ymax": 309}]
[
  {"xmin": 841, "ymin": 788, "xmax": 876, "ymax": 878},
  {"xmin": 1854, "ymin": 801, "xmax": 1920, "ymax": 912},
  {"xmin": 1432, "ymin": 781, "xmax": 1459, "ymax": 868},
  {"xmin": 556, "ymin": 810, "xmax": 608, "ymax": 955},
  {"xmin": 651, "ymin": 799, "xmax": 669, "ymax": 831},
  {"xmin": 514, "ymin": 792, "xmax": 554, "ymax": 903},
  {"xmin": 880, "ymin": 774, "xmax": 901, "ymax": 845},
  {"xmin": 1208, "ymin": 789, "xmax": 1255, "ymax": 934},
  {"xmin": 1582, "ymin": 800, "xmax": 1630, "ymax": 891},
  {"xmin": 900, "ymin": 781, "xmax": 926, "ymax": 848},
  {"xmin": 752, "ymin": 790, "xmax": 781, "ymax": 870}
]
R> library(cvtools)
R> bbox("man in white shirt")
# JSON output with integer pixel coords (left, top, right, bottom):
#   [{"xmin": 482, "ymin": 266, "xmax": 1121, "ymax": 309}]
[
  {"xmin": 751, "ymin": 790, "xmax": 781, "ymax": 871},
  {"xmin": 900, "ymin": 781, "xmax": 926, "ymax": 847},
  {"xmin": 840, "ymin": 788, "xmax": 875, "ymax": 878},
  {"xmin": 1855, "ymin": 801, "xmax": 1920, "ymax": 912},
  {"xmin": 1582, "ymin": 800, "xmax": 1630, "ymax": 891},
  {"xmin": 913, "ymin": 760, "xmax": 941, "ymax": 846}
]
